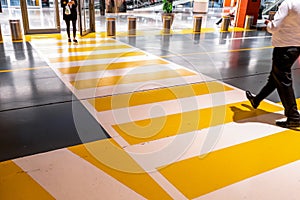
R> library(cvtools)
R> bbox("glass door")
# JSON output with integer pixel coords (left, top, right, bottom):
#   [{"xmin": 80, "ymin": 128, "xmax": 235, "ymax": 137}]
[
  {"xmin": 78, "ymin": 0, "xmax": 94, "ymax": 36},
  {"xmin": 20, "ymin": 0, "xmax": 60, "ymax": 34}
]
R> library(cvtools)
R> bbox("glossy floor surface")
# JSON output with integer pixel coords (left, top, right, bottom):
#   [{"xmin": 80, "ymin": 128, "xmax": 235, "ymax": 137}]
[{"xmin": 1, "ymin": 11, "xmax": 300, "ymax": 200}]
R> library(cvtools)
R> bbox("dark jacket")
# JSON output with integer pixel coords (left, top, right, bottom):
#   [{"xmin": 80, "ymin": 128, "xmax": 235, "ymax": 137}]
[{"xmin": 61, "ymin": 0, "xmax": 77, "ymax": 21}]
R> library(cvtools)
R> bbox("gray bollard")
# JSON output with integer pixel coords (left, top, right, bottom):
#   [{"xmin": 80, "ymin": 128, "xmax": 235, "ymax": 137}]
[
  {"xmin": 106, "ymin": 17, "xmax": 116, "ymax": 37},
  {"xmin": 128, "ymin": 17, "xmax": 136, "ymax": 36},
  {"xmin": 244, "ymin": 15, "xmax": 254, "ymax": 29},
  {"xmin": 193, "ymin": 16, "xmax": 202, "ymax": 33},
  {"xmin": 9, "ymin": 19, "xmax": 23, "ymax": 41},
  {"xmin": 220, "ymin": 16, "xmax": 230, "ymax": 32},
  {"xmin": 163, "ymin": 16, "xmax": 171, "ymax": 34}
]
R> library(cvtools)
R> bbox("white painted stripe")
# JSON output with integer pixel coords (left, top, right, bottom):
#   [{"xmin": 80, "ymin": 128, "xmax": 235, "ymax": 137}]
[
  {"xmin": 48, "ymin": 55, "xmax": 157, "ymax": 69},
  {"xmin": 92, "ymin": 89, "xmax": 247, "ymax": 125},
  {"xmin": 32, "ymin": 42, "xmax": 124, "ymax": 50},
  {"xmin": 73, "ymin": 74, "xmax": 215, "ymax": 100},
  {"xmin": 44, "ymin": 48, "xmax": 138, "ymax": 58},
  {"xmin": 123, "ymin": 112, "xmax": 286, "ymax": 171},
  {"xmin": 30, "ymin": 37, "xmax": 114, "ymax": 45},
  {"xmin": 62, "ymin": 64, "xmax": 183, "ymax": 81},
  {"xmin": 195, "ymin": 160, "xmax": 300, "ymax": 200},
  {"xmin": 13, "ymin": 149, "xmax": 145, "ymax": 200},
  {"xmin": 146, "ymin": 170, "xmax": 187, "ymax": 200}
]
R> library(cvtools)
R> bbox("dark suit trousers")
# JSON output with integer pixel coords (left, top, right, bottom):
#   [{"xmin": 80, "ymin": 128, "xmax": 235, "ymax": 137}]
[
  {"xmin": 255, "ymin": 47, "xmax": 300, "ymax": 121},
  {"xmin": 65, "ymin": 19, "xmax": 77, "ymax": 39}
]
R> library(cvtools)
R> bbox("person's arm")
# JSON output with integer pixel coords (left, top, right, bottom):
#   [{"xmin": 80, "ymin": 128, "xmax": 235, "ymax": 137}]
[
  {"xmin": 266, "ymin": 1, "xmax": 289, "ymax": 33},
  {"xmin": 68, "ymin": 0, "xmax": 77, "ymax": 8}
]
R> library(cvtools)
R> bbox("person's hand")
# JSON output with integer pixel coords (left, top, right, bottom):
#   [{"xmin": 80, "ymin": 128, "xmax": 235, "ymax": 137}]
[{"xmin": 264, "ymin": 19, "xmax": 271, "ymax": 25}]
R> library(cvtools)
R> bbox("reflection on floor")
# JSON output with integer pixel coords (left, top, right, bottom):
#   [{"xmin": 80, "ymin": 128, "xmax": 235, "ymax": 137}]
[{"xmin": 1, "ymin": 21, "xmax": 300, "ymax": 199}]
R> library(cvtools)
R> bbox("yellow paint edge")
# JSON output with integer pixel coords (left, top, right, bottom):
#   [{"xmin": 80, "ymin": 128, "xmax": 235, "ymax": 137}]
[
  {"xmin": 88, "ymin": 81, "xmax": 233, "ymax": 112},
  {"xmin": 158, "ymin": 130, "xmax": 300, "ymax": 198},
  {"xmin": 112, "ymin": 100, "xmax": 284, "ymax": 145},
  {"xmin": 68, "ymin": 139, "xmax": 172, "ymax": 199},
  {"xmin": 0, "ymin": 160, "xmax": 54, "ymax": 199}
]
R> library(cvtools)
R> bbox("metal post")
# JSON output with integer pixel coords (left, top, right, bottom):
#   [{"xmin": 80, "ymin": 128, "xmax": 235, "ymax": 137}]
[
  {"xmin": 244, "ymin": 15, "xmax": 254, "ymax": 29},
  {"xmin": 163, "ymin": 16, "xmax": 171, "ymax": 34},
  {"xmin": 0, "ymin": 24, "xmax": 2, "ymax": 42},
  {"xmin": 220, "ymin": 16, "xmax": 230, "ymax": 32},
  {"xmin": 9, "ymin": 19, "xmax": 23, "ymax": 41},
  {"xmin": 106, "ymin": 17, "xmax": 116, "ymax": 36},
  {"xmin": 193, "ymin": 16, "xmax": 202, "ymax": 33},
  {"xmin": 128, "ymin": 17, "xmax": 136, "ymax": 35}
]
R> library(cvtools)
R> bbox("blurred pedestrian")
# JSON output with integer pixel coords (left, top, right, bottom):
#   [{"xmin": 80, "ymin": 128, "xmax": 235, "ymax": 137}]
[
  {"xmin": 61, "ymin": 0, "xmax": 78, "ymax": 43},
  {"xmin": 216, "ymin": 2, "xmax": 237, "ymax": 26}
]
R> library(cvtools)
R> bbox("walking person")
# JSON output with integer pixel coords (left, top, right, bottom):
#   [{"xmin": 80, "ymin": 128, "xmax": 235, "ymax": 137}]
[
  {"xmin": 246, "ymin": 0, "xmax": 300, "ymax": 128},
  {"xmin": 61, "ymin": 0, "xmax": 78, "ymax": 43},
  {"xmin": 216, "ymin": 2, "xmax": 237, "ymax": 26}
]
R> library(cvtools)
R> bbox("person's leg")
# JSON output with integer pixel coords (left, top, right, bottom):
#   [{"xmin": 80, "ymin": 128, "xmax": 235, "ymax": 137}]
[
  {"xmin": 72, "ymin": 19, "xmax": 77, "ymax": 42},
  {"xmin": 65, "ymin": 19, "xmax": 71, "ymax": 42},
  {"xmin": 272, "ymin": 47, "xmax": 300, "ymax": 123},
  {"xmin": 246, "ymin": 50, "xmax": 277, "ymax": 109},
  {"xmin": 216, "ymin": 18, "xmax": 222, "ymax": 25}
]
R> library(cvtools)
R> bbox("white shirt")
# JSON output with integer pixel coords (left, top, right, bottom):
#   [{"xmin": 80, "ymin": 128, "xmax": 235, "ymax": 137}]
[{"xmin": 267, "ymin": 0, "xmax": 300, "ymax": 47}]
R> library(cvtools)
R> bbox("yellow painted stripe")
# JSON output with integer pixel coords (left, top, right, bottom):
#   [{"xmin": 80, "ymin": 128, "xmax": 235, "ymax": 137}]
[
  {"xmin": 58, "ymin": 59, "xmax": 168, "ymax": 74},
  {"xmin": 0, "ymin": 66, "xmax": 49, "ymax": 73},
  {"xmin": 88, "ymin": 81, "xmax": 233, "ymax": 112},
  {"xmin": 112, "ymin": 101, "xmax": 283, "ymax": 145},
  {"xmin": 0, "ymin": 160, "xmax": 54, "ymax": 199},
  {"xmin": 70, "ymin": 68, "xmax": 196, "ymax": 90},
  {"xmin": 43, "ymin": 45, "xmax": 131, "ymax": 54},
  {"xmin": 158, "ymin": 130, "xmax": 300, "ymax": 199},
  {"xmin": 49, "ymin": 51, "xmax": 146, "ymax": 63},
  {"xmin": 68, "ymin": 139, "xmax": 172, "ymax": 200}
]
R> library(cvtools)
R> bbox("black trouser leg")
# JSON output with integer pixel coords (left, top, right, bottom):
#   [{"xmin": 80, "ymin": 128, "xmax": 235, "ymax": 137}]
[
  {"xmin": 272, "ymin": 47, "xmax": 300, "ymax": 121},
  {"xmin": 65, "ymin": 19, "xmax": 71, "ymax": 39},
  {"xmin": 255, "ymin": 72, "xmax": 276, "ymax": 104},
  {"xmin": 72, "ymin": 19, "xmax": 77, "ymax": 39}
]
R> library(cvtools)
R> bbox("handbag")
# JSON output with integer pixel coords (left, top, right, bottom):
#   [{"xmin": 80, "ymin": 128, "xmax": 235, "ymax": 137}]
[{"xmin": 65, "ymin": 5, "xmax": 71, "ymax": 15}]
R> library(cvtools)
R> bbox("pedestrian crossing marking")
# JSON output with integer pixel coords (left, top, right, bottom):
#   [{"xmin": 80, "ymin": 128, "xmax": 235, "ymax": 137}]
[
  {"xmin": 0, "ymin": 160, "xmax": 54, "ymax": 199},
  {"xmin": 88, "ymin": 81, "xmax": 233, "ymax": 112},
  {"xmin": 158, "ymin": 129, "xmax": 300, "ymax": 199},
  {"xmin": 57, "ymin": 59, "xmax": 168, "ymax": 74},
  {"xmin": 112, "ymin": 101, "xmax": 283, "ymax": 145},
  {"xmin": 70, "ymin": 68, "xmax": 196, "ymax": 90},
  {"xmin": 68, "ymin": 139, "xmax": 173, "ymax": 199},
  {"xmin": 49, "ymin": 51, "xmax": 146, "ymax": 63},
  {"xmin": 53, "ymin": 45, "xmax": 132, "ymax": 53},
  {"xmin": 55, "ymin": 39, "xmax": 117, "ymax": 46},
  {"xmin": 2, "ymin": 35, "xmax": 291, "ymax": 199}
]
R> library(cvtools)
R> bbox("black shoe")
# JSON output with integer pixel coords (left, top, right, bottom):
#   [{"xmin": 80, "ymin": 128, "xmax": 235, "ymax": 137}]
[
  {"xmin": 276, "ymin": 120, "xmax": 300, "ymax": 128},
  {"xmin": 246, "ymin": 91, "xmax": 259, "ymax": 109},
  {"xmin": 73, "ymin": 39, "xmax": 78, "ymax": 43},
  {"xmin": 68, "ymin": 38, "xmax": 72, "ymax": 42}
]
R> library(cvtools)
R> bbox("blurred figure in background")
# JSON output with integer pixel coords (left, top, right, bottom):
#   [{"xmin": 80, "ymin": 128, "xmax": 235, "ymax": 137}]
[
  {"xmin": 61, "ymin": 0, "xmax": 78, "ymax": 43},
  {"xmin": 216, "ymin": 2, "xmax": 237, "ymax": 26}
]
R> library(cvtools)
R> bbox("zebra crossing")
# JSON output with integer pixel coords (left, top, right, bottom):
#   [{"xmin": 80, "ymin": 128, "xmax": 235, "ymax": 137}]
[{"xmin": 1, "ymin": 35, "xmax": 300, "ymax": 199}]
